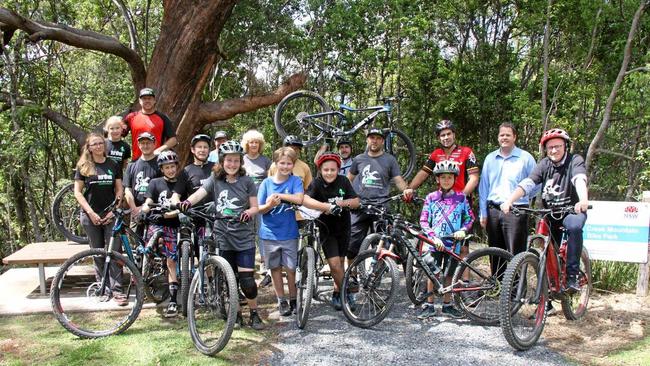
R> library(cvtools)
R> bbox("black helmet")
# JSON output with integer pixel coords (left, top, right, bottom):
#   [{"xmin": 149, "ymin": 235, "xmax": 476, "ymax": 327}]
[
  {"xmin": 190, "ymin": 134, "xmax": 211, "ymax": 147},
  {"xmin": 432, "ymin": 160, "xmax": 459, "ymax": 176},
  {"xmin": 435, "ymin": 120, "xmax": 455, "ymax": 135},
  {"xmin": 218, "ymin": 140, "xmax": 244, "ymax": 156},
  {"xmin": 157, "ymin": 150, "xmax": 179, "ymax": 167},
  {"xmin": 283, "ymin": 135, "xmax": 304, "ymax": 147},
  {"xmin": 336, "ymin": 138, "xmax": 352, "ymax": 147}
]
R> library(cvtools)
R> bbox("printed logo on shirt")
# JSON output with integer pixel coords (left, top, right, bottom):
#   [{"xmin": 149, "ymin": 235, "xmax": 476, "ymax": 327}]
[
  {"xmin": 216, "ymin": 190, "xmax": 241, "ymax": 216},
  {"xmin": 135, "ymin": 171, "xmax": 151, "ymax": 193},
  {"xmin": 361, "ymin": 165, "xmax": 382, "ymax": 188},
  {"xmin": 157, "ymin": 190, "xmax": 172, "ymax": 206},
  {"xmin": 542, "ymin": 178, "xmax": 564, "ymax": 204}
]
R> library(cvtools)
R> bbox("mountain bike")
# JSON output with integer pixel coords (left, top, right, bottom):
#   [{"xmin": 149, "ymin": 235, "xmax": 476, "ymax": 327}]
[
  {"xmin": 175, "ymin": 204, "xmax": 239, "ymax": 356},
  {"xmin": 51, "ymin": 181, "xmax": 88, "ymax": 244},
  {"xmin": 340, "ymin": 194, "xmax": 512, "ymax": 328},
  {"xmin": 50, "ymin": 200, "xmax": 145, "ymax": 338},
  {"xmin": 499, "ymin": 206, "xmax": 592, "ymax": 351},
  {"xmin": 274, "ymin": 76, "xmax": 416, "ymax": 178}
]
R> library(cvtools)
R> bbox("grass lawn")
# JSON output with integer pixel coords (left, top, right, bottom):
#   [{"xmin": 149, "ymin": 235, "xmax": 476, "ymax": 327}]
[
  {"xmin": 598, "ymin": 336, "xmax": 650, "ymax": 366},
  {"xmin": 0, "ymin": 308, "xmax": 273, "ymax": 365}
]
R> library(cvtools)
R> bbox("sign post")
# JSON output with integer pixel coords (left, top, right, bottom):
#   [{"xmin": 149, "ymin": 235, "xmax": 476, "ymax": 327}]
[{"xmin": 637, "ymin": 191, "xmax": 650, "ymax": 297}]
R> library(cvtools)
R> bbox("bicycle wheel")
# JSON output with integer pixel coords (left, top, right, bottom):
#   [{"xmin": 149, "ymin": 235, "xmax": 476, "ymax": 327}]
[
  {"xmin": 51, "ymin": 182, "xmax": 88, "ymax": 244},
  {"xmin": 341, "ymin": 249, "xmax": 398, "ymax": 328},
  {"xmin": 452, "ymin": 247, "xmax": 512, "ymax": 325},
  {"xmin": 180, "ymin": 240, "xmax": 192, "ymax": 317},
  {"xmin": 405, "ymin": 251, "xmax": 428, "ymax": 306},
  {"xmin": 274, "ymin": 90, "xmax": 330, "ymax": 146},
  {"xmin": 142, "ymin": 254, "xmax": 170, "ymax": 304},
  {"xmin": 499, "ymin": 252, "xmax": 547, "ymax": 351},
  {"xmin": 187, "ymin": 256, "xmax": 238, "ymax": 356},
  {"xmin": 296, "ymin": 246, "xmax": 315, "ymax": 329},
  {"xmin": 561, "ymin": 247, "xmax": 591, "ymax": 320},
  {"xmin": 383, "ymin": 128, "xmax": 416, "ymax": 179},
  {"xmin": 50, "ymin": 248, "xmax": 144, "ymax": 338}
]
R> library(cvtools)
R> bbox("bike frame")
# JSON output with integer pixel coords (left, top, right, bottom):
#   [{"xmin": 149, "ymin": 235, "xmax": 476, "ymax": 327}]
[{"xmin": 528, "ymin": 218, "xmax": 570, "ymax": 304}]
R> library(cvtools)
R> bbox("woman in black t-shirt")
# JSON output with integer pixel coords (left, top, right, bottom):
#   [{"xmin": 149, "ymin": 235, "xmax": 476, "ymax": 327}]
[
  {"xmin": 73, "ymin": 132, "xmax": 126, "ymax": 306},
  {"xmin": 303, "ymin": 152, "xmax": 360, "ymax": 311}
]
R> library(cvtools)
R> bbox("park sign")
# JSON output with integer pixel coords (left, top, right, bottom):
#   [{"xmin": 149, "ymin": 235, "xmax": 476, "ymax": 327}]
[{"xmin": 583, "ymin": 200, "xmax": 650, "ymax": 263}]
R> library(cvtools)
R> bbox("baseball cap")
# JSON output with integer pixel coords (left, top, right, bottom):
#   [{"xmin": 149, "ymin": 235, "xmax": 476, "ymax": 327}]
[
  {"xmin": 139, "ymin": 88, "xmax": 155, "ymax": 98},
  {"xmin": 366, "ymin": 128, "xmax": 384, "ymax": 138},
  {"xmin": 137, "ymin": 131, "xmax": 156, "ymax": 141},
  {"xmin": 214, "ymin": 130, "xmax": 228, "ymax": 139}
]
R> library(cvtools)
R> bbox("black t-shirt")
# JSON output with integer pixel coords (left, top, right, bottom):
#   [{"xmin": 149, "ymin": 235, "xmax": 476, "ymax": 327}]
[
  {"xmin": 306, "ymin": 175, "xmax": 358, "ymax": 238},
  {"xmin": 145, "ymin": 177, "xmax": 186, "ymax": 227},
  {"xmin": 74, "ymin": 159, "xmax": 122, "ymax": 214},
  {"xmin": 105, "ymin": 139, "xmax": 131, "ymax": 168},
  {"xmin": 528, "ymin": 153, "xmax": 587, "ymax": 208},
  {"xmin": 179, "ymin": 162, "xmax": 215, "ymax": 203},
  {"xmin": 124, "ymin": 158, "xmax": 161, "ymax": 206}
]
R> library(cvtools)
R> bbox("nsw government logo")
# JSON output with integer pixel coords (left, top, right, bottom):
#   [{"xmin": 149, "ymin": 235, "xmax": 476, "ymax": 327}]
[{"xmin": 623, "ymin": 205, "xmax": 638, "ymax": 220}]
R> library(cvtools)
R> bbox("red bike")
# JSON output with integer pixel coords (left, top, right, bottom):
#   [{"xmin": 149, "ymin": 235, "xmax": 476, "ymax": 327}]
[{"xmin": 499, "ymin": 205, "xmax": 592, "ymax": 350}]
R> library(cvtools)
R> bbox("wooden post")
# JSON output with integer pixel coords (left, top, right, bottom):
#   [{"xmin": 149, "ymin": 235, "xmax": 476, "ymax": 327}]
[{"xmin": 636, "ymin": 191, "xmax": 650, "ymax": 297}]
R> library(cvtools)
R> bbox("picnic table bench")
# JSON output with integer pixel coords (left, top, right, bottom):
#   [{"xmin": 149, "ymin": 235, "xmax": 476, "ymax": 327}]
[{"xmin": 2, "ymin": 241, "xmax": 88, "ymax": 295}]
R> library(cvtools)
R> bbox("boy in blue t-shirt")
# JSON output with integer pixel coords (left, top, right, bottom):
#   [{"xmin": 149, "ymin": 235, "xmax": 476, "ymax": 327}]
[
  {"xmin": 418, "ymin": 160, "xmax": 474, "ymax": 319},
  {"xmin": 257, "ymin": 147, "xmax": 304, "ymax": 316}
]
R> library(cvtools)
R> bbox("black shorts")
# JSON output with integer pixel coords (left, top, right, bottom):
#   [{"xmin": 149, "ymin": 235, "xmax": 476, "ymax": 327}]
[
  {"xmin": 322, "ymin": 235, "xmax": 348, "ymax": 259},
  {"xmin": 221, "ymin": 247, "xmax": 256, "ymax": 271},
  {"xmin": 432, "ymin": 251, "xmax": 459, "ymax": 277}
]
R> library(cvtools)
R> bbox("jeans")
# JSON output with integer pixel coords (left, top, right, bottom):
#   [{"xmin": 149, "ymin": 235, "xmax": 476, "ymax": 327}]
[{"xmin": 549, "ymin": 212, "xmax": 587, "ymax": 277}]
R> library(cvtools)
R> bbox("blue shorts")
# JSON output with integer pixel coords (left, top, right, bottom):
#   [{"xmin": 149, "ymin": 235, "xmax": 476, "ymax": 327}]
[{"xmin": 221, "ymin": 247, "xmax": 256, "ymax": 271}]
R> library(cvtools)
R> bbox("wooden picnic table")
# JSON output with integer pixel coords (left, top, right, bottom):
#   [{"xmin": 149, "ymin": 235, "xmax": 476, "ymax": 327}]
[{"xmin": 2, "ymin": 241, "xmax": 88, "ymax": 295}]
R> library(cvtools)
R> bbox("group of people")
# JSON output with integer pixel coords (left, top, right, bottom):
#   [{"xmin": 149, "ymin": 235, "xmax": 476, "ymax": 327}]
[{"xmin": 72, "ymin": 87, "xmax": 590, "ymax": 330}]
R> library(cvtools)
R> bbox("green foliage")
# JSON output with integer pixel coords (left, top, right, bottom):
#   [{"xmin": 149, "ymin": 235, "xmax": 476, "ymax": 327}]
[{"xmin": 591, "ymin": 260, "xmax": 639, "ymax": 292}]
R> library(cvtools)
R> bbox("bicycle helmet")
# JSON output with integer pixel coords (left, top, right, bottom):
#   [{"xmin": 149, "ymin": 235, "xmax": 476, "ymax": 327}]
[
  {"xmin": 283, "ymin": 135, "xmax": 304, "ymax": 147},
  {"xmin": 432, "ymin": 160, "xmax": 459, "ymax": 176},
  {"xmin": 190, "ymin": 134, "xmax": 211, "ymax": 147},
  {"xmin": 157, "ymin": 150, "xmax": 179, "ymax": 166},
  {"xmin": 316, "ymin": 152, "xmax": 342, "ymax": 169},
  {"xmin": 539, "ymin": 128, "xmax": 571, "ymax": 147},
  {"xmin": 218, "ymin": 140, "xmax": 244, "ymax": 156},
  {"xmin": 435, "ymin": 120, "xmax": 455, "ymax": 135},
  {"xmin": 336, "ymin": 138, "xmax": 352, "ymax": 147}
]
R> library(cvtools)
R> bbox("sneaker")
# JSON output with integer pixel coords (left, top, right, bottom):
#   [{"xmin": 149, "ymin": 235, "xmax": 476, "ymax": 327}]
[
  {"xmin": 347, "ymin": 276, "xmax": 359, "ymax": 293},
  {"xmin": 417, "ymin": 303, "xmax": 436, "ymax": 320},
  {"xmin": 331, "ymin": 293, "xmax": 342, "ymax": 311},
  {"xmin": 279, "ymin": 300, "xmax": 291, "ymax": 316},
  {"xmin": 113, "ymin": 293, "xmax": 128, "ymax": 307},
  {"xmin": 346, "ymin": 293, "xmax": 357, "ymax": 312},
  {"xmin": 441, "ymin": 304, "xmax": 463, "ymax": 319},
  {"xmin": 546, "ymin": 301, "xmax": 557, "ymax": 316},
  {"xmin": 249, "ymin": 311, "xmax": 265, "ymax": 330},
  {"xmin": 164, "ymin": 302, "xmax": 178, "ymax": 318},
  {"xmin": 289, "ymin": 299, "xmax": 297, "ymax": 315},
  {"xmin": 259, "ymin": 273, "xmax": 272, "ymax": 287},
  {"xmin": 234, "ymin": 312, "xmax": 244, "ymax": 329},
  {"xmin": 566, "ymin": 275, "xmax": 580, "ymax": 294}
]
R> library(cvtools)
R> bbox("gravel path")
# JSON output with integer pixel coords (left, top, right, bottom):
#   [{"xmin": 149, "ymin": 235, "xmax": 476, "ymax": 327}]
[{"xmin": 263, "ymin": 277, "xmax": 570, "ymax": 365}]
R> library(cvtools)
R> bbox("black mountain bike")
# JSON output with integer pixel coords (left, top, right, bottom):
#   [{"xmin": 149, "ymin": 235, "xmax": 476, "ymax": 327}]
[{"xmin": 274, "ymin": 76, "xmax": 416, "ymax": 178}]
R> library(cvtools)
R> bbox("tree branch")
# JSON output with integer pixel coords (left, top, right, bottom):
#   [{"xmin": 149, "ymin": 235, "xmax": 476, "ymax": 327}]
[
  {"xmin": 0, "ymin": 92, "xmax": 86, "ymax": 145},
  {"xmin": 595, "ymin": 148, "xmax": 634, "ymax": 161},
  {"xmin": 197, "ymin": 72, "xmax": 307, "ymax": 123},
  {"xmin": 111, "ymin": 0, "xmax": 141, "ymax": 54},
  {"xmin": 0, "ymin": 7, "xmax": 146, "ymax": 92},
  {"xmin": 625, "ymin": 66, "xmax": 649, "ymax": 75}
]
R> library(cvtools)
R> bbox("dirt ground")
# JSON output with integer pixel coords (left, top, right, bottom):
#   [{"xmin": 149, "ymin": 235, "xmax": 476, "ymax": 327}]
[{"xmin": 543, "ymin": 290, "xmax": 650, "ymax": 364}]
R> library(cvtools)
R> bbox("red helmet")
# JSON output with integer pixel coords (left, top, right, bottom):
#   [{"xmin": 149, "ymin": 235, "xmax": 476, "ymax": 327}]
[
  {"xmin": 539, "ymin": 128, "xmax": 571, "ymax": 147},
  {"xmin": 316, "ymin": 152, "xmax": 342, "ymax": 169}
]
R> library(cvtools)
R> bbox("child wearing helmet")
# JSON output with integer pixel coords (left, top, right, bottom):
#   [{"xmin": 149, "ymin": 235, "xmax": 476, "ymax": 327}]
[
  {"xmin": 303, "ymin": 152, "xmax": 360, "ymax": 310},
  {"xmin": 142, "ymin": 150, "xmax": 186, "ymax": 318},
  {"xmin": 417, "ymin": 160, "xmax": 475, "ymax": 320}
]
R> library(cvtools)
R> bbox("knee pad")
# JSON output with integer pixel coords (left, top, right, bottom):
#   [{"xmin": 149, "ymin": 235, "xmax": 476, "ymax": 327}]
[{"xmin": 239, "ymin": 272, "xmax": 258, "ymax": 299}]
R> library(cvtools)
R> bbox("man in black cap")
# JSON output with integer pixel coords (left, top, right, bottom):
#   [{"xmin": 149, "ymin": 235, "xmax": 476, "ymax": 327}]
[
  {"xmin": 346, "ymin": 128, "xmax": 409, "ymax": 260},
  {"xmin": 208, "ymin": 130, "xmax": 228, "ymax": 163},
  {"xmin": 122, "ymin": 87, "xmax": 177, "ymax": 160}
]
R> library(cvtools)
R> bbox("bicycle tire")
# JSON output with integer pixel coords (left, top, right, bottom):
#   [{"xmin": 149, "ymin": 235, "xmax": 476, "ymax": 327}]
[
  {"xmin": 274, "ymin": 90, "xmax": 330, "ymax": 146},
  {"xmin": 187, "ymin": 255, "xmax": 238, "ymax": 356},
  {"xmin": 561, "ymin": 247, "xmax": 591, "ymax": 320},
  {"xmin": 180, "ymin": 240, "xmax": 192, "ymax": 317},
  {"xmin": 383, "ymin": 128, "xmax": 416, "ymax": 179},
  {"xmin": 296, "ymin": 246, "xmax": 315, "ymax": 329},
  {"xmin": 142, "ymin": 253, "xmax": 170, "ymax": 304},
  {"xmin": 341, "ymin": 249, "xmax": 398, "ymax": 328},
  {"xmin": 499, "ymin": 251, "xmax": 547, "ymax": 351},
  {"xmin": 452, "ymin": 247, "xmax": 512, "ymax": 325},
  {"xmin": 404, "ymin": 251, "xmax": 428, "ymax": 306},
  {"xmin": 50, "ymin": 248, "xmax": 144, "ymax": 338},
  {"xmin": 51, "ymin": 182, "xmax": 88, "ymax": 244}
]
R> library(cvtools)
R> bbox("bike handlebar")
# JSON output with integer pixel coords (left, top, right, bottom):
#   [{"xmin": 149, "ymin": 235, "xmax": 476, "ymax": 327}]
[{"xmin": 511, "ymin": 205, "xmax": 592, "ymax": 217}]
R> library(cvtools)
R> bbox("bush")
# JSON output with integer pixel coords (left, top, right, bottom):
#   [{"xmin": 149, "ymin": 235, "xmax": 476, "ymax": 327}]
[{"xmin": 591, "ymin": 260, "xmax": 639, "ymax": 292}]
